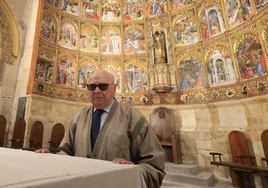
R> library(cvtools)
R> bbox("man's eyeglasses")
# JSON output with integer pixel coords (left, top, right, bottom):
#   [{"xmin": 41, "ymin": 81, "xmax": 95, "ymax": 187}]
[{"xmin": 87, "ymin": 83, "xmax": 110, "ymax": 91}]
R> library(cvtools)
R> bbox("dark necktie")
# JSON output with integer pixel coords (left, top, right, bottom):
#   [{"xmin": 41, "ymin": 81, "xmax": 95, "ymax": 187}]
[{"xmin": 91, "ymin": 109, "xmax": 105, "ymax": 150}]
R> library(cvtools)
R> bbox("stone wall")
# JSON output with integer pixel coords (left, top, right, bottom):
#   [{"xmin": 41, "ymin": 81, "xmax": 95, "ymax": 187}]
[
  {"xmin": 0, "ymin": 0, "xmax": 39, "ymax": 146},
  {"xmin": 20, "ymin": 94, "xmax": 268, "ymax": 180},
  {"xmin": 137, "ymin": 95, "xmax": 268, "ymax": 179}
]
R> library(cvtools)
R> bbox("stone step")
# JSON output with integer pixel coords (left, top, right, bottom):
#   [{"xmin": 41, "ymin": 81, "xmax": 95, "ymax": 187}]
[
  {"xmin": 164, "ymin": 171, "xmax": 216, "ymax": 187},
  {"xmin": 161, "ymin": 180, "xmax": 210, "ymax": 188},
  {"xmin": 162, "ymin": 179, "xmax": 234, "ymax": 188},
  {"xmin": 165, "ymin": 162, "xmax": 201, "ymax": 175}
]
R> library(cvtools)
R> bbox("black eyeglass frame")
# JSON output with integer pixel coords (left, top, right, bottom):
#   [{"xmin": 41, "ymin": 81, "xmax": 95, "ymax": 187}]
[{"xmin": 86, "ymin": 83, "xmax": 111, "ymax": 91}]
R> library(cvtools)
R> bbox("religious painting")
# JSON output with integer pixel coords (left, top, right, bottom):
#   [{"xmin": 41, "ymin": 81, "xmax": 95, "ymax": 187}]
[
  {"xmin": 172, "ymin": 0, "xmax": 193, "ymax": 8},
  {"xmin": 80, "ymin": 24, "xmax": 99, "ymax": 53},
  {"xmin": 36, "ymin": 46, "xmax": 54, "ymax": 84},
  {"xmin": 40, "ymin": 14, "xmax": 57, "ymax": 43},
  {"xmin": 59, "ymin": 22, "xmax": 78, "ymax": 50},
  {"xmin": 173, "ymin": 16, "xmax": 198, "ymax": 46},
  {"xmin": 45, "ymin": 0, "xmax": 60, "ymax": 8},
  {"xmin": 125, "ymin": 0, "xmax": 141, "ymax": 3},
  {"xmin": 124, "ymin": 64, "xmax": 147, "ymax": 93},
  {"xmin": 81, "ymin": 1, "xmax": 99, "ymax": 20},
  {"xmin": 78, "ymin": 59, "xmax": 97, "ymax": 88},
  {"xmin": 225, "ymin": 0, "xmax": 252, "ymax": 28},
  {"xmin": 35, "ymin": 58, "xmax": 53, "ymax": 84},
  {"xmin": 264, "ymin": 26, "xmax": 268, "ymax": 48},
  {"xmin": 124, "ymin": 28, "xmax": 145, "ymax": 54},
  {"xmin": 45, "ymin": 0, "xmax": 53, "ymax": 5},
  {"xmin": 123, "ymin": 2, "xmax": 143, "ymax": 21},
  {"xmin": 38, "ymin": 43, "xmax": 55, "ymax": 61},
  {"xmin": 137, "ymin": 58, "xmax": 147, "ymax": 64},
  {"xmin": 207, "ymin": 50, "xmax": 236, "ymax": 87},
  {"xmin": 254, "ymin": 0, "xmax": 268, "ymax": 11},
  {"xmin": 200, "ymin": 7, "xmax": 225, "ymax": 40},
  {"xmin": 101, "ymin": 0, "xmax": 121, "ymax": 21},
  {"xmin": 236, "ymin": 38, "xmax": 266, "ymax": 79},
  {"xmin": 146, "ymin": 0, "xmax": 167, "ymax": 17},
  {"xmin": 178, "ymin": 59, "xmax": 205, "ymax": 90},
  {"xmin": 56, "ymin": 56, "xmax": 76, "ymax": 87},
  {"xmin": 104, "ymin": 64, "xmax": 122, "ymax": 92},
  {"xmin": 62, "ymin": 0, "xmax": 79, "ymax": 16},
  {"xmin": 101, "ymin": 28, "xmax": 121, "ymax": 54}
]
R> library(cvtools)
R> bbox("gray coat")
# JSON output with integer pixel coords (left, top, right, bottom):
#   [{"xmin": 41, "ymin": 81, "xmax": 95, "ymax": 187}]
[{"xmin": 59, "ymin": 100, "xmax": 166, "ymax": 188}]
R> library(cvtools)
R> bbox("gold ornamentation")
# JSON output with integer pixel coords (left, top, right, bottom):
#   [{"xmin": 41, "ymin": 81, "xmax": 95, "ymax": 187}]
[
  {"xmin": 152, "ymin": 94, "xmax": 161, "ymax": 104},
  {"xmin": 0, "ymin": 0, "xmax": 19, "ymax": 58}
]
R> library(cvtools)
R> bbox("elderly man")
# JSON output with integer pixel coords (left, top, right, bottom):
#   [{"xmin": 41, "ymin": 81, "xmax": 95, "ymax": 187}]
[{"xmin": 36, "ymin": 70, "xmax": 165, "ymax": 188}]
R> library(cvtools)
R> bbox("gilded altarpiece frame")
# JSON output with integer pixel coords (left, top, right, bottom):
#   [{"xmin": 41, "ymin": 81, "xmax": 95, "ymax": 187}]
[
  {"xmin": 123, "ymin": 0, "xmax": 144, "ymax": 21},
  {"xmin": 175, "ymin": 44, "xmax": 206, "ymax": 102},
  {"xmin": 101, "ymin": 26, "xmax": 121, "ymax": 54},
  {"xmin": 40, "ymin": 6, "xmax": 59, "ymax": 44},
  {"xmin": 171, "ymin": 0, "xmax": 195, "ymax": 9},
  {"xmin": 81, "ymin": 0, "xmax": 100, "ymax": 20},
  {"xmin": 124, "ymin": 58, "xmax": 147, "ymax": 94},
  {"xmin": 80, "ymin": 23, "xmax": 99, "ymax": 53},
  {"xmin": 171, "ymin": 6, "xmax": 199, "ymax": 46},
  {"xmin": 61, "ymin": 0, "xmax": 79, "ymax": 16},
  {"xmin": 36, "ymin": 42, "xmax": 56, "ymax": 84},
  {"xmin": 258, "ymin": 10, "xmax": 268, "ymax": 64},
  {"xmin": 223, "ymin": 0, "xmax": 255, "ymax": 29},
  {"xmin": 58, "ymin": 17, "xmax": 79, "ymax": 50},
  {"xmin": 231, "ymin": 23, "xmax": 267, "ymax": 80},
  {"xmin": 197, "ymin": 0, "xmax": 226, "ymax": 40},
  {"xmin": 101, "ymin": 58, "xmax": 123, "ymax": 93},
  {"xmin": 29, "ymin": 1, "xmax": 268, "ymax": 105},
  {"xmin": 78, "ymin": 55, "xmax": 98, "ymax": 89},
  {"xmin": 56, "ymin": 50, "xmax": 78, "ymax": 88},
  {"xmin": 123, "ymin": 24, "xmax": 146, "ymax": 55},
  {"xmin": 101, "ymin": 0, "xmax": 121, "ymax": 22},
  {"xmin": 203, "ymin": 38, "xmax": 238, "ymax": 87}
]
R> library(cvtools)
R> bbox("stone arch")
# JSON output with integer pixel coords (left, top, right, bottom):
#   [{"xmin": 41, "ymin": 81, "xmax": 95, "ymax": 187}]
[
  {"xmin": 150, "ymin": 107, "xmax": 176, "ymax": 142},
  {"xmin": 0, "ymin": 0, "xmax": 20, "ymax": 82},
  {"xmin": 0, "ymin": 0, "xmax": 19, "ymax": 59}
]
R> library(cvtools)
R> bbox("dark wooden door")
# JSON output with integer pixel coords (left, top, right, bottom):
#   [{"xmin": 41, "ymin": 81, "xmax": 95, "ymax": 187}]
[{"xmin": 0, "ymin": 115, "xmax": 7, "ymax": 147}]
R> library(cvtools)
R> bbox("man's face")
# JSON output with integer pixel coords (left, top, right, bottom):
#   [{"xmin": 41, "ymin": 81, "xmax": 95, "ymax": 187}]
[{"xmin": 88, "ymin": 73, "xmax": 116, "ymax": 109}]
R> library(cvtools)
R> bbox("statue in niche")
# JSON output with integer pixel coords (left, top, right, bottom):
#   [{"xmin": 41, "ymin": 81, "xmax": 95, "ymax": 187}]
[{"xmin": 153, "ymin": 31, "xmax": 167, "ymax": 64}]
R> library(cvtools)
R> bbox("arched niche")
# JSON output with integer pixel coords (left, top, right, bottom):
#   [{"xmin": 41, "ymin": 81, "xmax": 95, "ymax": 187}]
[
  {"xmin": 150, "ymin": 107, "xmax": 176, "ymax": 142},
  {"xmin": 0, "ymin": 0, "xmax": 19, "ymax": 59},
  {"xmin": 0, "ymin": 0, "xmax": 19, "ymax": 84}
]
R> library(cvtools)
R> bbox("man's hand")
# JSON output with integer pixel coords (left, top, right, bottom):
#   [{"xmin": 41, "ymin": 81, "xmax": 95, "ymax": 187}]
[
  {"xmin": 35, "ymin": 148, "xmax": 51, "ymax": 153},
  {"xmin": 112, "ymin": 158, "xmax": 134, "ymax": 164}
]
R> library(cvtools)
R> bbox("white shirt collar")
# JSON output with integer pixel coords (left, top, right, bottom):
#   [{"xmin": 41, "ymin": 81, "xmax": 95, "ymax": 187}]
[{"xmin": 93, "ymin": 99, "xmax": 114, "ymax": 113}]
